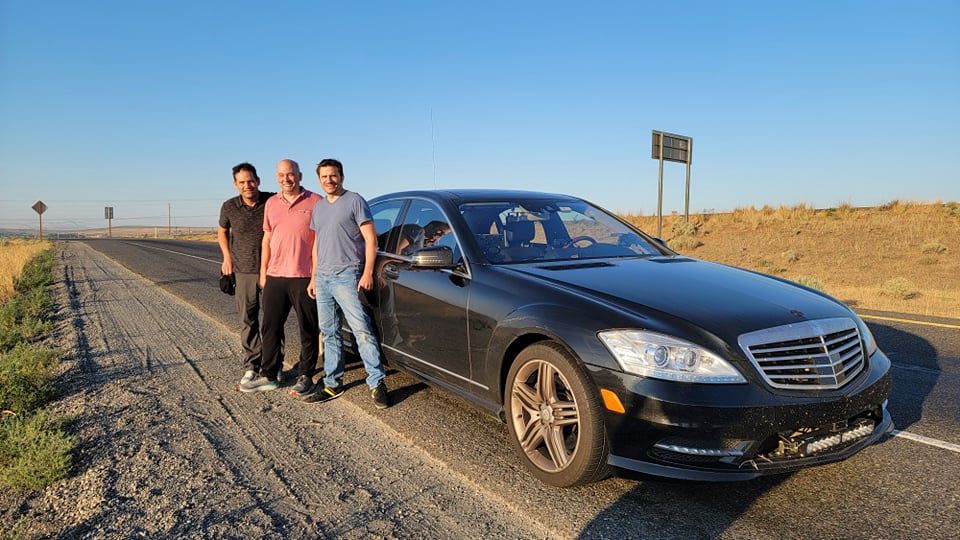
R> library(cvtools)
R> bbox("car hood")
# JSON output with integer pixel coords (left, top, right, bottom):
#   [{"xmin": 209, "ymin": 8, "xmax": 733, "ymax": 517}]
[{"xmin": 504, "ymin": 256, "xmax": 852, "ymax": 338}]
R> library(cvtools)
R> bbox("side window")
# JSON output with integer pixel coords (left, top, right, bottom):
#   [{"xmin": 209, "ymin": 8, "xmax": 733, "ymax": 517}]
[
  {"xmin": 393, "ymin": 200, "xmax": 461, "ymax": 264},
  {"xmin": 370, "ymin": 200, "xmax": 406, "ymax": 253}
]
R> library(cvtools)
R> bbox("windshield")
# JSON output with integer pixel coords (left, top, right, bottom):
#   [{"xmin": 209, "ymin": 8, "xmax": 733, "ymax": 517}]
[{"xmin": 459, "ymin": 199, "xmax": 664, "ymax": 264}]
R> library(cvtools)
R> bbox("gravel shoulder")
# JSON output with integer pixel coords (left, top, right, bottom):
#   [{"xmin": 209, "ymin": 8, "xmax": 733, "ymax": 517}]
[{"xmin": 0, "ymin": 242, "xmax": 550, "ymax": 539}]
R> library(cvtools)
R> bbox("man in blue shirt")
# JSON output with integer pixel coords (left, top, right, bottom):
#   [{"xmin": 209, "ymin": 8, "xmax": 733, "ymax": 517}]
[{"xmin": 304, "ymin": 158, "xmax": 389, "ymax": 409}]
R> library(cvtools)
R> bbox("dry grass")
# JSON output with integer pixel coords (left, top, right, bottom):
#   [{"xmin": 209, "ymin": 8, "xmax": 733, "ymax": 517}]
[
  {"xmin": 0, "ymin": 240, "xmax": 51, "ymax": 302},
  {"xmin": 622, "ymin": 202, "xmax": 960, "ymax": 319}
]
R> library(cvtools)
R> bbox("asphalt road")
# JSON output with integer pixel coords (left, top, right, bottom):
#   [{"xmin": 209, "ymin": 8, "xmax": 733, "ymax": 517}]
[{"xmin": 78, "ymin": 238, "xmax": 960, "ymax": 539}]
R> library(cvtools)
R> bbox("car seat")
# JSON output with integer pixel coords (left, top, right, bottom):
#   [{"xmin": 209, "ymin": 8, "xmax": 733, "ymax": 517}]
[{"xmin": 501, "ymin": 219, "xmax": 543, "ymax": 261}]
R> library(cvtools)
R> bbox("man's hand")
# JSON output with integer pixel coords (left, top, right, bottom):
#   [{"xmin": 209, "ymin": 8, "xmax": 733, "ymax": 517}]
[
  {"xmin": 221, "ymin": 259, "xmax": 233, "ymax": 276},
  {"xmin": 259, "ymin": 272, "xmax": 266, "ymax": 289},
  {"xmin": 307, "ymin": 278, "xmax": 316, "ymax": 299},
  {"xmin": 358, "ymin": 273, "xmax": 374, "ymax": 292}
]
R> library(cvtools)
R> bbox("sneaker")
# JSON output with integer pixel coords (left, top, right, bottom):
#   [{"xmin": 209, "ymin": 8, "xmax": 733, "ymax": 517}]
[
  {"xmin": 290, "ymin": 375, "xmax": 313, "ymax": 397},
  {"xmin": 239, "ymin": 370, "xmax": 257, "ymax": 385},
  {"xmin": 300, "ymin": 385, "xmax": 343, "ymax": 403},
  {"xmin": 371, "ymin": 382, "xmax": 390, "ymax": 409},
  {"xmin": 238, "ymin": 375, "xmax": 279, "ymax": 393}
]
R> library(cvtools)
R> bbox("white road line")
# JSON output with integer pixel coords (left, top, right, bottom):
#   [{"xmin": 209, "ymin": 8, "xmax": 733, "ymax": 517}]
[
  {"xmin": 125, "ymin": 241, "xmax": 221, "ymax": 264},
  {"xmin": 891, "ymin": 430, "xmax": 960, "ymax": 454}
]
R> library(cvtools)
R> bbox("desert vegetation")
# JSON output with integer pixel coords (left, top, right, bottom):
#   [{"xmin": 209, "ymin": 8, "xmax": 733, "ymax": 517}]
[
  {"xmin": 0, "ymin": 242, "xmax": 74, "ymax": 491},
  {"xmin": 623, "ymin": 201, "xmax": 960, "ymax": 318},
  {"xmin": 0, "ymin": 239, "xmax": 51, "ymax": 302}
]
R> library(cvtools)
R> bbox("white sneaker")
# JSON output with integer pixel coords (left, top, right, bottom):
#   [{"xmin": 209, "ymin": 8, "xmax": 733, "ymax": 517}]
[
  {"xmin": 239, "ymin": 376, "xmax": 279, "ymax": 393},
  {"xmin": 240, "ymin": 370, "xmax": 257, "ymax": 385}
]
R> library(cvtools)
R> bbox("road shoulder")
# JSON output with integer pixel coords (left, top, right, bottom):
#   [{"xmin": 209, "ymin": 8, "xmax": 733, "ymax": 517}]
[{"xmin": 0, "ymin": 242, "xmax": 548, "ymax": 538}]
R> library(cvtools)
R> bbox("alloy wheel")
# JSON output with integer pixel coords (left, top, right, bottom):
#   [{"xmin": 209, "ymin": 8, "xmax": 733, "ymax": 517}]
[{"xmin": 509, "ymin": 358, "xmax": 581, "ymax": 472}]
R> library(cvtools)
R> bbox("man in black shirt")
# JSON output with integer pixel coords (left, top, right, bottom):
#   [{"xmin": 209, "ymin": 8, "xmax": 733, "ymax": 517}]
[{"xmin": 218, "ymin": 162, "xmax": 276, "ymax": 386}]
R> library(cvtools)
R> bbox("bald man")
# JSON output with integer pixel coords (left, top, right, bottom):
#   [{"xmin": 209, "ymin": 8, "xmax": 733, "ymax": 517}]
[{"xmin": 239, "ymin": 159, "xmax": 322, "ymax": 394}]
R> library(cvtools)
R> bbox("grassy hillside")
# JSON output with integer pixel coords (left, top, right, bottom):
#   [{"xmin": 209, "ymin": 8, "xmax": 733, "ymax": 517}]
[{"xmin": 624, "ymin": 201, "xmax": 960, "ymax": 318}]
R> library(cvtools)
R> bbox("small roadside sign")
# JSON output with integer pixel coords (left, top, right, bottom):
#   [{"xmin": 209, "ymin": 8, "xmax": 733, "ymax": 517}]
[
  {"xmin": 32, "ymin": 200, "xmax": 47, "ymax": 240},
  {"xmin": 105, "ymin": 207, "xmax": 114, "ymax": 237}
]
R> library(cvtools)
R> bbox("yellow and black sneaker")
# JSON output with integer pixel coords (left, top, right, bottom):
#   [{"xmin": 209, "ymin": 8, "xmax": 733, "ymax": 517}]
[{"xmin": 301, "ymin": 385, "xmax": 343, "ymax": 403}]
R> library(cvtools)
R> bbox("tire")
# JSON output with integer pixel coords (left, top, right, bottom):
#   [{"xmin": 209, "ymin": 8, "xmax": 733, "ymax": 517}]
[{"xmin": 504, "ymin": 342, "xmax": 610, "ymax": 487}]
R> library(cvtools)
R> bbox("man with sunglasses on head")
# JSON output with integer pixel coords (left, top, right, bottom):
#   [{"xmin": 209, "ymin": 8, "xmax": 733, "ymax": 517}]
[{"xmin": 218, "ymin": 162, "xmax": 276, "ymax": 387}]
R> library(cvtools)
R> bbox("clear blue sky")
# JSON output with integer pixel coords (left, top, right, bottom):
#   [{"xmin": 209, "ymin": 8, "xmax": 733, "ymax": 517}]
[{"xmin": 1, "ymin": 0, "xmax": 957, "ymax": 230}]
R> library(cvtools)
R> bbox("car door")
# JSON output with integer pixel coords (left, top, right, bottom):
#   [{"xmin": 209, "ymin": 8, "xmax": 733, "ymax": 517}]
[
  {"xmin": 379, "ymin": 199, "xmax": 475, "ymax": 390},
  {"xmin": 366, "ymin": 199, "xmax": 407, "ymax": 330}
]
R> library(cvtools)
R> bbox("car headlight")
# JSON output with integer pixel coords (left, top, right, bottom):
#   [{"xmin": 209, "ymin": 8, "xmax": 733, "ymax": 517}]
[
  {"xmin": 854, "ymin": 316, "xmax": 878, "ymax": 357},
  {"xmin": 598, "ymin": 330, "xmax": 746, "ymax": 384}
]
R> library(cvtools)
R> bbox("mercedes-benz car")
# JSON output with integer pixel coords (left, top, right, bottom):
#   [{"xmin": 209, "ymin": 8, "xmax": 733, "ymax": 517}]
[{"xmin": 359, "ymin": 189, "xmax": 892, "ymax": 486}]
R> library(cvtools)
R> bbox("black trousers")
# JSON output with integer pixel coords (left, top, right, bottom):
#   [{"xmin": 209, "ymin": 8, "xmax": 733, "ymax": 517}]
[
  {"xmin": 235, "ymin": 272, "xmax": 263, "ymax": 371},
  {"xmin": 260, "ymin": 276, "xmax": 319, "ymax": 380}
]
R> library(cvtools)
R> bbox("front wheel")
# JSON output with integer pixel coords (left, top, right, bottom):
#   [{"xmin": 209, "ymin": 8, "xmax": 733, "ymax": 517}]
[{"xmin": 504, "ymin": 342, "xmax": 610, "ymax": 487}]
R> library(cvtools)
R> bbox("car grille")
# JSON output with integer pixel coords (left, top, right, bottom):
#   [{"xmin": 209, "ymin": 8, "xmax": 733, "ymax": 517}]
[{"xmin": 737, "ymin": 318, "xmax": 865, "ymax": 390}]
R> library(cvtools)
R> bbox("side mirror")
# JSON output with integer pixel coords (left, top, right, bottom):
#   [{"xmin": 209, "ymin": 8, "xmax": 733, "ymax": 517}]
[
  {"xmin": 652, "ymin": 237, "xmax": 668, "ymax": 249},
  {"xmin": 410, "ymin": 246, "xmax": 454, "ymax": 268}
]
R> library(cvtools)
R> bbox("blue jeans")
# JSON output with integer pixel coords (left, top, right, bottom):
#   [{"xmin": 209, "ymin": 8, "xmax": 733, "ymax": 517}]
[{"xmin": 315, "ymin": 268, "xmax": 386, "ymax": 389}]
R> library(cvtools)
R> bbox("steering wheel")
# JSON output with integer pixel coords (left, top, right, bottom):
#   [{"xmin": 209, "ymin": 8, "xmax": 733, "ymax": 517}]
[{"xmin": 561, "ymin": 235, "xmax": 598, "ymax": 249}]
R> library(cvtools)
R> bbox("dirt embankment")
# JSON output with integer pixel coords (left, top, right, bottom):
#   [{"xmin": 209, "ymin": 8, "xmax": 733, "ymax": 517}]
[
  {"xmin": 626, "ymin": 202, "xmax": 960, "ymax": 318},
  {"xmin": 0, "ymin": 242, "xmax": 548, "ymax": 538}
]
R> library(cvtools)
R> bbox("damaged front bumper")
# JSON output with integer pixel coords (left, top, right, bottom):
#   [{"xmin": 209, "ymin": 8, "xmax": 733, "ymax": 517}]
[{"xmin": 591, "ymin": 349, "xmax": 894, "ymax": 481}]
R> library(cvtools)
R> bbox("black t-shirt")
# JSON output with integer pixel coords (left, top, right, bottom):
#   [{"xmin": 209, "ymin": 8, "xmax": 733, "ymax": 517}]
[{"xmin": 219, "ymin": 191, "xmax": 274, "ymax": 273}]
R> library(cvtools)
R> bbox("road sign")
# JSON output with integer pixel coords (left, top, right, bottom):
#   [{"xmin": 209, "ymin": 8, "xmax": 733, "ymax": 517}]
[
  {"xmin": 651, "ymin": 131, "xmax": 692, "ymax": 164},
  {"xmin": 31, "ymin": 201, "xmax": 47, "ymax": 240},
  {"xmin": 651, "ymin": 130, "xmax": 694, "ymax": 238},
  {"xmin": 104, "ymin": 207, "xmax": 114, "ymax": 237}
]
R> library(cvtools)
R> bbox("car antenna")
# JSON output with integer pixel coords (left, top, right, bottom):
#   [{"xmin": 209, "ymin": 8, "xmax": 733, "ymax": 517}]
[{"xmin": 431, "ymin": 107, "xmax": 438, "ymax": 189}]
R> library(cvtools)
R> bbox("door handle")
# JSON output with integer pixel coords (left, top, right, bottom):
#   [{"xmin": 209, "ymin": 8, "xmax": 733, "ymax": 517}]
[{"xmin": 383, "ymin": 265, "xmax": 400, "ymax": 280}]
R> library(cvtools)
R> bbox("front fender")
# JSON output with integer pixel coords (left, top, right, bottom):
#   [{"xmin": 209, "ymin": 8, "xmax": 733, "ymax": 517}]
[{"xmin": 482, "ymin": 303, "xmax": 624, "ymax": 403}]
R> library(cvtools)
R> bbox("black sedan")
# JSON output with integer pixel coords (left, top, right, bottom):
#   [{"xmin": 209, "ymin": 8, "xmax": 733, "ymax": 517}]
[{"xmin": 358, "ymin": 189, "xmax": 892, "ymax": 486}]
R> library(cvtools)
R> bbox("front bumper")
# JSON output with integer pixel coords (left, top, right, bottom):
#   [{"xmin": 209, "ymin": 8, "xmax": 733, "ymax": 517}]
[{"xmin": 588, "ymin": 349, "xmax": 893, "ymax": 481}]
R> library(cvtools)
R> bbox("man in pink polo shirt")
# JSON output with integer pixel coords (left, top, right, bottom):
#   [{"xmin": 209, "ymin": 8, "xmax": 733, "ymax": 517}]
[{"xmin": 239, "ymin": 159, "xmax": 322, "ymax": 393}]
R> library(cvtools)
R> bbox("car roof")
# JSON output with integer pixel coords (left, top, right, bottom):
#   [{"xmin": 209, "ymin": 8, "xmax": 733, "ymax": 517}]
[{"xmin": 369, "ymin": 188, "xmax": 582, "ymax": 205}]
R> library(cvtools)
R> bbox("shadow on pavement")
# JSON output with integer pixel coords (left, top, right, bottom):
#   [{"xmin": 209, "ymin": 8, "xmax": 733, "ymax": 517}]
[
  {"xmin": 579, "ymin": 474, "xmax": 789, "ymax": 538},
  {"xmin": 867, "ymin": 321, "xmax": 940, "ymax": 432}
]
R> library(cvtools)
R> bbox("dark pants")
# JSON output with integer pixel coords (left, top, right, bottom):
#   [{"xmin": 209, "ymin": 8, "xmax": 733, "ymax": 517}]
[
  {"xmin": 235, "ymin": 272, "xmax": 263, "ymax": 371},
  {"xmin": 260, "ymin": 276, "xmax": 319, "ymax": 380}
]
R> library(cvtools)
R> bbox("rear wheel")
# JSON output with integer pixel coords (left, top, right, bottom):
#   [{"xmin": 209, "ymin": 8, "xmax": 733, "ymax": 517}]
[{"xmin": 504, "ymin": 342, "xmax": 610, "ymax": 487}]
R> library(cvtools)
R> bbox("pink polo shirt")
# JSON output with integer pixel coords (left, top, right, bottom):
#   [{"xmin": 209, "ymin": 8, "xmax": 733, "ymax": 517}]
[{"xmin": 263, "ymin": 189, "xmax": 321, "ymax": 278}]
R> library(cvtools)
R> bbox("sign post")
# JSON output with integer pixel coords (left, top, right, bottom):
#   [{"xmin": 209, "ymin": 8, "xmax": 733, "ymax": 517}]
[
  {"xmin": 32, "ymin": 200, "xmax": 47, "ymax": 240},
  {"xmin": 104, "ymin": 207, "xmax": 114, "ymax": 237},
  {"xmin": 651, "ymin": 130, "xmax": 693, "ymax": 238}
]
